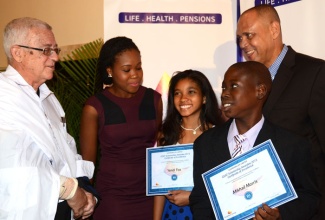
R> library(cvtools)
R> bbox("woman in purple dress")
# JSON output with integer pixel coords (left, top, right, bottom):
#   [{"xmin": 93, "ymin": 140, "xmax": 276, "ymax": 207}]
[{"xmin": 80, "ymin": 36, "xmax": 162, "ymax": 219}]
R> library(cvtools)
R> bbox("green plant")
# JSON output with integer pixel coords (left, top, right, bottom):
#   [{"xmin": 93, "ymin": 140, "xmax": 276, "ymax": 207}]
[{"xmin": 48, "ymin": 38, "xmax": 104, "ymax": 148}]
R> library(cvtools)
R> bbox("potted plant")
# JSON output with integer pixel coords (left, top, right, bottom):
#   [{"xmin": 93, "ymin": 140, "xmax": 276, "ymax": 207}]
[{"xmin": 48, "ymin": 38, "xmax": 104, "ymax": 148}]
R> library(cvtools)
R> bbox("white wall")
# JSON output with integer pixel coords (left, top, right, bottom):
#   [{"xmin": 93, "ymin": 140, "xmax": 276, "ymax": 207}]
[{"xmin": 0, "ymin": 0, "xmax": 104, "ymax": 68}]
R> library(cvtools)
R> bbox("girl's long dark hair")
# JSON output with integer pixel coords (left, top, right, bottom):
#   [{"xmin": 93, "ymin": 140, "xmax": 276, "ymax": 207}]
[{"xmin": 158, "ymin": 69, "xmax": 223, "ymax": 146}]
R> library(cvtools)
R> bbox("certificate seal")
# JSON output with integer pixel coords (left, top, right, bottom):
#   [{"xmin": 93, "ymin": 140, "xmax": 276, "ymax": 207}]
[
  {"xmin": 245, "ymin": 191, "xmax": 253, "ymax": 200},
  {"xmin": 171, "ymin": 174, "xmax": 178, "ymax": 181}
]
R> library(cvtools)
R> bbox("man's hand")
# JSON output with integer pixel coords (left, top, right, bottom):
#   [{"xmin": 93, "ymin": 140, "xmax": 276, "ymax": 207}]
[
  {"xmin": 81, "ymin": 190, "xmax": 97, "ymax": 219},
  {"xmin": 67, "ymin": 187, "xmax": 88, "ymax": 219},
  {"xmin": 253, "ymin": 203, "xmax": 282, "ymax": 220}
]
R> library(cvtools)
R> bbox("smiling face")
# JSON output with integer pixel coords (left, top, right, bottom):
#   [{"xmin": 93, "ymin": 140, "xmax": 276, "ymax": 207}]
[
  {"xmin": 108, "ymin": 49, "xmax": 143, "ymax": 98},
  {"xmin": 236, "ymin": 10, "xmax": 281, "ymax": 68},
  {"xmin": 16, "ymin": 27, "xmax": 59, "ymax": 90},
  {"xmin": 174, "ymin": 78, "xmax": 205, "ymax": 119},
  {"xmin": 221, "ymin": 67, "xmax": 261, "ymax": 121}
]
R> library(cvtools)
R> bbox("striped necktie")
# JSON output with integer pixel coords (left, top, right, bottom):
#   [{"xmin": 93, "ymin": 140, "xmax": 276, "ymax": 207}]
[{"xmin": 232, "ymin": 134, "xmax": 247, "ymax": 158}]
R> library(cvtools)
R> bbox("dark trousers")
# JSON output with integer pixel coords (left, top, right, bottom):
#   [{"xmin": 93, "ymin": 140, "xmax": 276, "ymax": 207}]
[{"xmin": 55, "ymin": 201, "xmax": 71, "ymax": 220}]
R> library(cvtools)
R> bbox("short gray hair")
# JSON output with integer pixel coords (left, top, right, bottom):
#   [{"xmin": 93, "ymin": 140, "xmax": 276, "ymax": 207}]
[{"xmin": 3, "ymin": 17, "xmax": 52, "ymax": 61}]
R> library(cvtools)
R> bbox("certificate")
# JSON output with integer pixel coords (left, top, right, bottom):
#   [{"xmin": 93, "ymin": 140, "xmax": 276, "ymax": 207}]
[
  {"xmin": 146, "ymin": 144, "xmax": 193, "ymax": 196},
  {"xmin": 202, "ymin": 140, "xmax": 297, "ymax": 220}
]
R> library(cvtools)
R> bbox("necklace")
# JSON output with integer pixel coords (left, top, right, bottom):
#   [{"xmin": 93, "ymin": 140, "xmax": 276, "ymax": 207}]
[{"xmin": 180, "ymin": 124, "xmax": 202, "ymax": 135}]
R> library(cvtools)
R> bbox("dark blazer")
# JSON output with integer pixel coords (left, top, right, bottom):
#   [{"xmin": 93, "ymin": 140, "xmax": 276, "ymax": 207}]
[
  {"xmin": 263, "ymin": 46, "xmax": 325, "ymax": 188},
  {"xmin": 189, "ymin": 119, "xmax": 320, "ymax": 220}
]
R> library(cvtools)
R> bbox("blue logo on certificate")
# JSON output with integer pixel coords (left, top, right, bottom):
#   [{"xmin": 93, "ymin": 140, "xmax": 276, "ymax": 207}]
[
  {"xmin": 245, "ymin": 191, "xmax": 253, "ymax": 200},
  {"xmin": 171, "ymin": 174, "xmax": 178, "ymax": 181}
]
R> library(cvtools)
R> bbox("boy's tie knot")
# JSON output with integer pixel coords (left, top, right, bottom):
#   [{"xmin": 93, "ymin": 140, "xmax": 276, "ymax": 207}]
[{"xmin": 232, "ymin": 134, "xmax": 247, "ymax": 158}]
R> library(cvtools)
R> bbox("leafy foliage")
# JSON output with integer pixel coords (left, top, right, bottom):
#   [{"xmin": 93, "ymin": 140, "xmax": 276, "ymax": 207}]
[{"xmin": 47, "ymin": 38, "xmax": 104, "ymax": 148}]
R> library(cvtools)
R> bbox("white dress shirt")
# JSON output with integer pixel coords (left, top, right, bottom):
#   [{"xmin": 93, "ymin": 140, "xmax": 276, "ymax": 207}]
[
  {"xmin": 227, "ymin": 116, "xmax": 264, "ymax": 157},
  {"xmin": 0, "ymin": 65, "xmax": 94, "ymax": 220}
]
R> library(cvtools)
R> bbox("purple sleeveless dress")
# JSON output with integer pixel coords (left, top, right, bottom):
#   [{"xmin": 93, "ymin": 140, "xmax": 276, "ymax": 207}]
[{"xmin": 86, "ymin": 86, "xmax": 161, "ymax": 219}]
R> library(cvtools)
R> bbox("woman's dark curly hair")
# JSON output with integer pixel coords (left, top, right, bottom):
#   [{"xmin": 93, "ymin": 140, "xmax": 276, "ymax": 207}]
[
  {"xmin": 95, "ymin": 36, "xmax": 140, "ymax": 92},
  {"xmin": 158, "ymin": 69, "xmax": 223, "ymax": 146}
]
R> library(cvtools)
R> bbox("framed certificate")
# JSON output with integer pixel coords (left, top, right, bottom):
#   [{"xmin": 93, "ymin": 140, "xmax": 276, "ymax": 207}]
[
  {"xmin": 202, "ymin": 140, "xmax": 297, "ymax": 220},
  {"xmin": 146, "ymin": 144, "xmax": 193, "ymax": 196}
]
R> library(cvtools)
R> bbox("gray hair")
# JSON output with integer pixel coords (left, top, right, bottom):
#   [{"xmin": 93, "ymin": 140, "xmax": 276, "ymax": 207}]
[{"xmin": 3, "ymin": 17, "xmax": 52, "ymax": 61}]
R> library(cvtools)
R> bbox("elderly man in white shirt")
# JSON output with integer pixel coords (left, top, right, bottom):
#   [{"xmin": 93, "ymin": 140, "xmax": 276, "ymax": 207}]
[{"xmin": 0, "ymin": 17, "xmax": 96, "ymax": 220}]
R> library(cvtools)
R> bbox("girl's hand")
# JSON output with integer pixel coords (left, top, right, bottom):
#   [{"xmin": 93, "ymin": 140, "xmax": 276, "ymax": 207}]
[{"xmin": 165, "ymin": 190, "xmax": 191, "ymax": 206}]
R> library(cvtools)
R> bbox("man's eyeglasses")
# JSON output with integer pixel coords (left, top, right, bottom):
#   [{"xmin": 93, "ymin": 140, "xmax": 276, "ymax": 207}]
[{"xmin": 18, "ymin": 45, "xmax": 61, "ymax": 56}]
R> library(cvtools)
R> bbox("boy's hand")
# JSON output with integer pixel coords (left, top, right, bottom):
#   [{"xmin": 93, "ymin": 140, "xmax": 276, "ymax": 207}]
[{"xmin": 253, "ymin": 203, "xmax": 282, "ymax": 220}]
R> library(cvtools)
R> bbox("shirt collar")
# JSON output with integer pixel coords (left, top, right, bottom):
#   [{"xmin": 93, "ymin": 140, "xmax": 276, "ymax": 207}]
[
  {"xmin": 228, "ymin": 116, "xmax": 265, "ymax": 150},
  {"xmin": 269, "ymin": 44, "xmax": 288, "ymax": 80},
  {"xmin": 4, "ymin": 65, "xmax": 53, "ymax": 101},
  {"xmin": 4, "ymin": 65, "xmax": 30, "ymax": 86}
]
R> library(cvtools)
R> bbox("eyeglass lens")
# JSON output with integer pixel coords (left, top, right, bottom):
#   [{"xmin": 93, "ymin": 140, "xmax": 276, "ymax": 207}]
[{"xmin": 43, "ymin": 48, "xmax": 61, "ymax": 56}]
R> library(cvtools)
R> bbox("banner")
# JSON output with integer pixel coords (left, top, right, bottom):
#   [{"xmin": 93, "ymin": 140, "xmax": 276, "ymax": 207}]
[
  {"xmin": 104, "ymin": 0, "xmax": 324, "ymax": 103},
  {"xmin": 104, "ymin": 0, "xmax": 238, "ymax": 103}
]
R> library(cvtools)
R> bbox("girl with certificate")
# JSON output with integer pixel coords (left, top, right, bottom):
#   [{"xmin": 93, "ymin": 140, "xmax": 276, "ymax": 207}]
[{"xmin": 153, "ymin": 70, "xmax": 224, "ymax": 220}]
